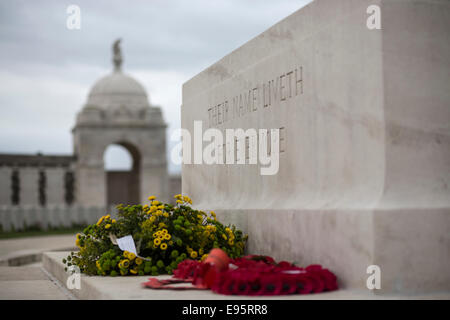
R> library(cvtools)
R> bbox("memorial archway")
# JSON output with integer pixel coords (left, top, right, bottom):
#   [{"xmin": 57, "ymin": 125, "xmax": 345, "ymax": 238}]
[{"xmin": 103, "ymin": 142, "xmax": 141, "ymax": 207}]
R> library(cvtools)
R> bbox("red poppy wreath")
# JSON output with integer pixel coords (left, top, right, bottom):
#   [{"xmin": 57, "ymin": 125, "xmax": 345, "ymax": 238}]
[{"xmin": 142, "ymin": 249, "xmax": 338, "ymax": 296}]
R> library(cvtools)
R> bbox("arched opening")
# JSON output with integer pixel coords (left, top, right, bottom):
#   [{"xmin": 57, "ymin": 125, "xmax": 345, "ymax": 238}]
[{"xmin": 103, "ymin": 143, "xmax": 140, "ymax": 207}]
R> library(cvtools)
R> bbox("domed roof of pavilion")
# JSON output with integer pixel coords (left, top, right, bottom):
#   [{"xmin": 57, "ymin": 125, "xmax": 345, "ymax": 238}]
[
  {"xmin": 84, "ymin": 39, "xmax": 150, "ymax": 110},
  {"xmin": 86, "ymin": 72, "xmax": 149, "ymax": 109}
]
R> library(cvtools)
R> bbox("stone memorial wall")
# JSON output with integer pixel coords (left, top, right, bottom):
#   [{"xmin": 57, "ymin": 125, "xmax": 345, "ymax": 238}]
[
  {"xmin": 182, "ymin": 0, "xmax": 450, "ymax": 293},
  {"xmin": 0, "ymin": 205, "xmax": 106, "ymax": 232}
]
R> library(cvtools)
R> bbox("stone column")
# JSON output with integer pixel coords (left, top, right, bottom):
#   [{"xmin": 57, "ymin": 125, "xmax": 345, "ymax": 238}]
[
  {"xmin": 73, "ymin": 125, "xmax": 107, "ymax": 208},
  {"xmin": 140, "ymin": 124, "xmax": 169, "ymax": 203},
  {"xmin": 140, "ymin": 163, "xmax": 169, "ymax": 204}
]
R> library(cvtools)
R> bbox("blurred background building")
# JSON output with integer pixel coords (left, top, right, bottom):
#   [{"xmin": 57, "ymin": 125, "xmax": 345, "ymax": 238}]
[
  {"xmin": 0, "ymin": 1, "xmax": 309, "ymax": 233},
  {"xmin": 0, "ymin": 41, "xmax": 181, "ymax": 231}
]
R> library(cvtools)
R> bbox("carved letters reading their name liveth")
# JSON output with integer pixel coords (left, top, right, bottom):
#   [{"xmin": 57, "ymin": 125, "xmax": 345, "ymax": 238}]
[
  {"xmin": 207, "ymin": 66, "xmax": 303, "ymax": 128},
  {"xmin": 205, "ymin": 66, "xmax": 303, "ymax": 156}
]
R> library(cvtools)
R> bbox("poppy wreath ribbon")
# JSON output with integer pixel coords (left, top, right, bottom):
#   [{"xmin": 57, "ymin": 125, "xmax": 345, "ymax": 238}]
[{"xmin": 141, "ymin": 277, "xmax": 205, "ymax": 290}]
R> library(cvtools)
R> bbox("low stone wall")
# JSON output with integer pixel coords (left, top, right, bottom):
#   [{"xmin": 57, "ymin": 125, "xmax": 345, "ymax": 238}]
[{"xmin": 0, "ymin": 205, "xmax": 107, "ymax": 232}]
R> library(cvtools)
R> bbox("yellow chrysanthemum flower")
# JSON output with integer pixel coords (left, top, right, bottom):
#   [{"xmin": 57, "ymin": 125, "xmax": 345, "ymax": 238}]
[
  {"xmin": 163, "ymin": 212, "xmax": 169, "ymax": 218},
  {"xmin": 135, "ymin": 258, "xmax": 143, "ymax": 265},
  {"xmin": 164, "ymin": 233, "xmax": 171, "ymax": 240},
  {"xmin": 105, "ymin": 224, "xmax": 111, "ymax": 229},
  {"xmin": 174, "ymin": 194, "xmax": 182, "ymax": 199},
  {"xmin": 201, "ymin": 254, "xmax": 208, "ymax": 262},
  {"xmin": 160, "ymin": 243, "xmax": 168, "ymax": 250},
  {"xmin": 152, "ymin": 200, "xmax": 160, "ymax": 205},
  {"xmin": 154, "ymin": 238, "xmax": 161, "ymax": 246},
  {"xmin": 112, "ymin": 219, "xmax": 116, "ymax": 223},
  {"xmin": 222, "ymin": 234, "xmax": 228, "ymax": 240},
  {"xmin": 176, "ymin": 200, "xmax": 183, "ymax": 204},
  {"xmin": 127, "ymin": 252, "xmax": 136, "ymax": 260},
  {"xmin": 182, "ymin": 195, "xmax": 192, "ymax": 204},
  {"xmin": 119, "ymin": 259, "xmax": 130, "ymax": 268},
  {"xmin": 96, "ymin": 216, "xmax": 104, "ymax": 225},
  {"xmin": 148, "ymin": 196, "xmax": 156, "ymax": 201},
  {"xmin": 190, "ymin": 251, "xmax": 198, "ymax": 259},
  {"xmin": 96, "ymin": 260, "xmax": 101, "ymax": 269}
]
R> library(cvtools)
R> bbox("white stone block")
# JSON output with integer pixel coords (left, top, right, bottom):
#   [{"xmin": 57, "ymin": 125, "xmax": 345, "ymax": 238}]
[{"xmin": 181, "ymin": 0, "xmax": 450, "ymax": 294}]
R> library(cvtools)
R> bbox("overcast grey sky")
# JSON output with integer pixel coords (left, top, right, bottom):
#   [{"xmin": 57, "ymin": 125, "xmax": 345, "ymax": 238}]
[{"xmin": 0, "ymin": 0, "xmax": 311, "ymax": 173}]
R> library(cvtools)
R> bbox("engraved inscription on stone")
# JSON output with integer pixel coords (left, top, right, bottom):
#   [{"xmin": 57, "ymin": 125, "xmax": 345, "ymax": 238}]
[{"xmin": 207, "ymin": 66, "xmax": 303, "ymax": 128}]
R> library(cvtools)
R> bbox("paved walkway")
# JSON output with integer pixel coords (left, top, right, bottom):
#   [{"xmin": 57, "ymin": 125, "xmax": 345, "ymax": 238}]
[
  {"xmin": 0, "ymin": 234, "xmax": 77, "ymax": 299},
  {"xmin": 0, "ymin": 234, "xmax": 76, "ymax": 260}
]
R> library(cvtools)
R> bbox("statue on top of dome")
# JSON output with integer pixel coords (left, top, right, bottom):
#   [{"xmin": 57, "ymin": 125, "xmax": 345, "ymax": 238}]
[{"xmin": 112, "ymin": 38, "xmax": 122, "ymax": 72}]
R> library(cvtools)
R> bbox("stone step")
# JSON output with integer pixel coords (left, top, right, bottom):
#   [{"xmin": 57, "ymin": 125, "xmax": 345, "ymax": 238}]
[{"xmin": 42, "ymin": 251, "xmax": 450, "ymax": 300}]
